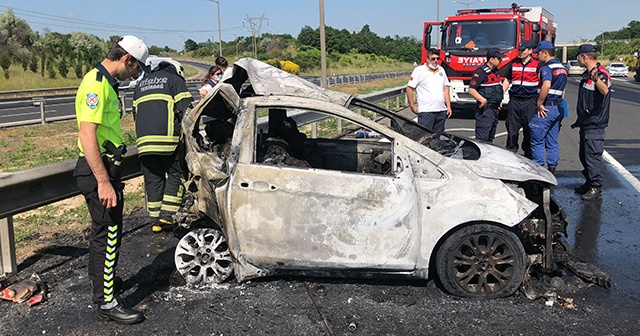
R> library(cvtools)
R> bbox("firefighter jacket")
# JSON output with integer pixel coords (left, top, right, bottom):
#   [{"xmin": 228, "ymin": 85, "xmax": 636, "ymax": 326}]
[
  {"xmin": 505, "ymin": 58, "xmax": 540, "ymax": 98},
  {"xmin": 133, "ymin": 67, "xmax": 193, "ymax": 156}
]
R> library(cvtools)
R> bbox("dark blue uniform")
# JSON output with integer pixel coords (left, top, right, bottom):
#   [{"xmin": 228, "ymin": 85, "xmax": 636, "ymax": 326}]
[
  {"xmin": 576, "ymin": 63, "xmax": 611, "ymax": 190},
  {"xmin": 529, "ymin": 58, "xmax": 567, "ymax": 170},
  {"xmin": 469, "ymin": 64, "xmax": 503, "ymax": 142}
]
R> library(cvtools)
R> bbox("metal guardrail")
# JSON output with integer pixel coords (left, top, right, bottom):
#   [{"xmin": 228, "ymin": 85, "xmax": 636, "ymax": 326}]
[
  {"xmin": 0, "ymin": 86, "xmax": 408, "ymax": 278},
  {"xmin": 0, "ymin": 72, "xmax": 410, "ymax": 128}
]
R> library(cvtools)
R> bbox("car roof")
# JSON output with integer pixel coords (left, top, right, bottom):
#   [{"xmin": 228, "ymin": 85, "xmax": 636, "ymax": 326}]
[{"xmin": 230, "ymin": 58, "xmax": 353, "ymax": 107}]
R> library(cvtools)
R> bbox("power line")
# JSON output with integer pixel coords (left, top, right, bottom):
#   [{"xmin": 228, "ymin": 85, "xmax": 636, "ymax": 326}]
[{"xmin": 243, "ymin": 14, "xmax": 268, "ymax": 58}]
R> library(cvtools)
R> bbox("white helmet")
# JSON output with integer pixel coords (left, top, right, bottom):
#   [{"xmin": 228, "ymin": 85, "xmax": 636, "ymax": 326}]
[{"xmin": 159, "ymin": 59, "xmax": 185, "ymax": 79}]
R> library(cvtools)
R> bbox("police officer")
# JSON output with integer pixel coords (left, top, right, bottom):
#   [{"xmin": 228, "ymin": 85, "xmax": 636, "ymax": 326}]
[
  {"xmin": 531, "ymin": 40, "xmax": 567, "ymax": 174},
  {"xmin": 133, "ymin": 60, "xmax": 194, "ymax": 232},
  {"xmin": 468, "ymin": 48, "xmax": 505, "ymax": 142},
  {"xmin": 572, "ymin": 44, "xmax": 611, "ymax": 201},
  {"xmin": 502, "ymin": 41, "xmax": 539, "ymax": 158},
  {"xmin": 74, "ymin": 35, "xmax": 148, "ymax": 324}
]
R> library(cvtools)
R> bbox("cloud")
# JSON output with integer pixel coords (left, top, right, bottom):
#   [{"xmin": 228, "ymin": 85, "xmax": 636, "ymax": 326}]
[{"xmin": 66, "ymin": 12, "xmax": 75, "ymax": 19}]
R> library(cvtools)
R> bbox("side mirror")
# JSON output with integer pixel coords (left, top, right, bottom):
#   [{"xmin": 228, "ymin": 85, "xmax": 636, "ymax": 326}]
[
  {"xmin": 532, "ymin": 23, "xmax": 541, "ymax": 32},
  {"xmin": 424, "ymin": 24, "xmax": 433, "ymax": 51}
]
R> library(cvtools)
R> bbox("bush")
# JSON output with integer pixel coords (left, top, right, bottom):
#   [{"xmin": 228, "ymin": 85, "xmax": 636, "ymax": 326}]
[
  {"xmin": 294, "ymin": 48, "xmax": 321, "ymax": 71},
  {"xmin": 338, "ymin": 55, "xmax": 352, "ymax": 67},
  {"xmin": 280, "ymin": 60, "xmax": 300, "ymax": 75},
  {"xmin": 57, "ymin": 57, "xmax": 69, "ymax": 79}
]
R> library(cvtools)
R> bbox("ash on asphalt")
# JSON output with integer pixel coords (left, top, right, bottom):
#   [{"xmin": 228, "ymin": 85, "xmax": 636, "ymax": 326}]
[{"xmin": 0, "ymin": 209, "xmax": 637, "ymax": 336}]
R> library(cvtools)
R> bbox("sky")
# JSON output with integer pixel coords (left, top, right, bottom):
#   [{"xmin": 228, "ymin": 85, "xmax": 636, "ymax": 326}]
[{"xmin": 0, "ymin": 0, "xmax": 636, "ymax": 52}]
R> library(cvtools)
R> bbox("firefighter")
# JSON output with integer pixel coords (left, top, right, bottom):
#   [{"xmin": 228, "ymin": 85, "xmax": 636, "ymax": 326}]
[
  {"xmin": 502, "ymin": 41, "xmax": 540, "ymax": 158},
  {"xmin": 468, "ymin": 48, "xmax": 505, "ymax": 142},
  {"xmin": 531, "ymin": 40, "xmax": 567, "ymax": 174},
  {"xmin": 74, "ymin": 35, "xmax": 148, "ymax": 324},
  {"xmin": 133, "ymin": 60, "xmax": 194, "ymax": 232}
]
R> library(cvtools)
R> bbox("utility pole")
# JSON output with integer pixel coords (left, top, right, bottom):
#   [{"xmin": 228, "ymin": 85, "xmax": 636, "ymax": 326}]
[
  {"xmin": 243, "ymin": 14, "xmax": 268, "ymax": 59},
  {"xmin": 210, "ymin": 0, "xmax": 223, "ymax": 57},
  {"xmin": 319, "ymin": 0, "xmax": 327, "ymax": 89}
]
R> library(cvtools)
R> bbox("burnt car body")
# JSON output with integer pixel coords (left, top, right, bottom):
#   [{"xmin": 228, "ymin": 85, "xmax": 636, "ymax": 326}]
[{"xmin": 173, "ymin": 58, "xmax": 569, "ymax": 298}]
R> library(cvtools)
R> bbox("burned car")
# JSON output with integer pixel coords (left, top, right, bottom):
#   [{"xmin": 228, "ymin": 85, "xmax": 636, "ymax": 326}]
[{"xmin": 173, "ymin": 58, "xmax": 574, "ymax": 298}]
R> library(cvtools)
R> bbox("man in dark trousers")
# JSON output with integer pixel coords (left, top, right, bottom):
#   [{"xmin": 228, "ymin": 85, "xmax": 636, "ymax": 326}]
[
  {"xmin": 502, "ymin": 41, "xmax": 539, "ymax": 158},
  {"xmin": 531, "ymin": 40, "xmax": 567, "ymax": 174},
  {"xmin": 133, "ymin": 60, "xmax": 194, "ymax": 232},
  {"xmin": 74, "ymin": 35, "xmax": 149, "ymax": 324},
  {"xmin": 468, "ymin": 48, "xmax": 505, "ymax": 142},
  {"xmin": 572, "ymin": 44, "xmax": 611, "ymax": 201}
]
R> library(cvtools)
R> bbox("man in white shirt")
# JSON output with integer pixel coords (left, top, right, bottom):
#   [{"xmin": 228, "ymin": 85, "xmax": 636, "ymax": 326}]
[{"xmin": 407, "ymin": 48, "xmax": 452, "ymax": 133}]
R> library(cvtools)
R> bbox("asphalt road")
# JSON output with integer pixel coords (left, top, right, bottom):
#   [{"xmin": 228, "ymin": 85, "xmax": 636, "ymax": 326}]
[{"xmin": 1, "ymin": 76, "xmax": 639, "ymax": 335}]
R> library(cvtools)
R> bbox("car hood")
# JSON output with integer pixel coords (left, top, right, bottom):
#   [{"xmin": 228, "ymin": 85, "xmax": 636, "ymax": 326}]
[
  {"xmin": 459, "ymin": 141, "xmax": 557, "ymax": 185},
  {"xmin": 229, "ymin": 58, "xmax": 353, "ymax": 107}
]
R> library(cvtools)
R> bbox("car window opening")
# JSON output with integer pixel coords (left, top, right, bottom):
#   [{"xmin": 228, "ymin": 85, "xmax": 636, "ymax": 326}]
[{"xmin": 254, "ymin": 107, "xmax": 393, "ymax": 176}]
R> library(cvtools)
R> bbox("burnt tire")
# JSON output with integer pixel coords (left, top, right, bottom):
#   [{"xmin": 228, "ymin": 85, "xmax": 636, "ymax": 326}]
[{"xmin": 436, "ymin": 224, "xmax": 526, "ymax": 298}]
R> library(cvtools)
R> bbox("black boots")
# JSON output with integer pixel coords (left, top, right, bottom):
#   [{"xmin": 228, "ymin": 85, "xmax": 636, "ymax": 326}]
[
  {"xmin": 96, "ymin": 304, "xmax": 145, "ymax": 325},
  {"xmin": 574, "ymin": 182, "xmax": 591, "ymax": 195},
  {"xmin": 580, "ymin": 187, "xmax": 602, "ymax": 201}
]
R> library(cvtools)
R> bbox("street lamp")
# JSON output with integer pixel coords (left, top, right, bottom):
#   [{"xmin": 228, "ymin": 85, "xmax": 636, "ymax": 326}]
[
  {"xmin": 210, "ymin": 0, "xmax": 223, "ymax": 57},
  {"xmin": 451, "ymin": 0, "xmax": 484, "ymax": 9}
]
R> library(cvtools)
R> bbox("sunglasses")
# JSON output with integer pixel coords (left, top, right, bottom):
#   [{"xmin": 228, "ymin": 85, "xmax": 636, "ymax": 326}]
[{"xmin": 429, "ymin": 57, "xmax": 440, "ymax": 61}]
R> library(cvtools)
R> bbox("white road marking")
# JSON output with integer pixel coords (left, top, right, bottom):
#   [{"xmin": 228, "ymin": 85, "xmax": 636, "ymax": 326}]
[{"xmin": 603, "ymin": 150, "xmax": 640, "ymax": 194}]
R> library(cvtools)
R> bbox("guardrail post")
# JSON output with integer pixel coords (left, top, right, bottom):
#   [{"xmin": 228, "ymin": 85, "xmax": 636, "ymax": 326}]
[
  {"xmin": 35, "ymin": 98, "xmax": 46, "ymax": 125},
  {"xmin": 385, "ymin": 99, "xmax": 390, "ymax": 110},
  {"xmin": 396, "ymin": 97, "xmax": 400, "ymax": 110},
  {"xmin": 312, "ymin": 122, "xmax": 317, "ymax": 139},
  {"xmin": 337, "ymin": 119, "xmax": 342, "ymax": 134},
  {"xmin": 120, "ymin": 94, "xmax": 127, "ymax": 114},
  {"xmin": 0, "ymin": 216, "xmax": 17, "ymax": 277}
]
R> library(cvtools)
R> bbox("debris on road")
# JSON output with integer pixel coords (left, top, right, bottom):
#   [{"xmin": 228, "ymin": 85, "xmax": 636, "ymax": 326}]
[{"xmin": 0, "ymin": 273, "xmax": 47, "ymax": 306}]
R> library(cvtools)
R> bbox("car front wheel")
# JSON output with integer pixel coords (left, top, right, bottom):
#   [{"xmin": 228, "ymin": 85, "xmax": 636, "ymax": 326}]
[
  {"xmin": 436, "ymin": 224, "xmax": 526, "ymax": 298},
  {"xmin": 174, "ymin": 227, "xmax": 234, "ymax": 285}
]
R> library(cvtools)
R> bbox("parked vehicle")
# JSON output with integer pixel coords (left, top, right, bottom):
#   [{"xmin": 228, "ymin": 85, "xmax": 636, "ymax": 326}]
[
  {"xmin": 567, "ymin": 60, "xmax": 585, "ymax": 76},
  {"xmin": 606, "ymin": 62, "xmax": 628, "ymax": 77},
  {"xmin": 421, "ymin": 3, "xmax": 556, "ymax": 105},
  {"xmin": 170, "ymin": 58, "xmax": 579, "ymax": 298}
]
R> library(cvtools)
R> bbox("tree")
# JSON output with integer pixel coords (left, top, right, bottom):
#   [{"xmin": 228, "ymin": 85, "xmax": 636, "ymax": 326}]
[
  {"xmin": 184, "ymin": 39, "xmax": 198, "ymax": 52},
  {"xmin": 0, "ymin": 8, "xmax": 36, "ymax": 79},
  {"xmin": 297, "ymin": 25, "xmax": 319, "ymax": 48}
]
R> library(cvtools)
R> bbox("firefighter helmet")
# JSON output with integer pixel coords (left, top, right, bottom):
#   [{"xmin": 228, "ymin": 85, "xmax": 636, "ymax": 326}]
[{"xmin": 158, "ymin": 60, "xmax": 185, "ymax": 79}]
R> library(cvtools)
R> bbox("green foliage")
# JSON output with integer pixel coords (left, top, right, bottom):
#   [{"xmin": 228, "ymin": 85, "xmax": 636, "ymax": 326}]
[
  {"xmin": 74, "ymin": 62, "xmax": 83, "ymax": 79},
  {"xmin": 339, "ymin": 55, "xmax": 352, "ymax": 66},
  {"xmin": 184, "ymin": 39, "xmax": 199, "ymax": 52},
  {"xmin": 46, "ymin": 59, "xmax": 56, "ymax": 79},
  {"xmin": 294, "ymin": 47, "xmax": 321, "ymax": 71},
  {"xmin": 29, "ymin": 54, "xmax": 38, "ymax": 73},
  {"xmin": 56, "ymin": 57, "xmax": 69, "ymax": 78}
]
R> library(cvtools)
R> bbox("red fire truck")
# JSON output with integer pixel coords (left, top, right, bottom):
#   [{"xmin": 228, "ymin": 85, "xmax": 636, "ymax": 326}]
[{"xmin": 422, "ymin": 3, "xmax": 556, "ymax": 104}]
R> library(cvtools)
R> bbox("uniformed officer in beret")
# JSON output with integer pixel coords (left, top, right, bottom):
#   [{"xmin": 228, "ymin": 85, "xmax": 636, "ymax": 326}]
[
  {"xmin": 572, "ymin": 43, "xmax": 611, "ymax": 201},
  {"xmin": 468, "ymin": 48, "xmax": 505, "ymax": 142}
]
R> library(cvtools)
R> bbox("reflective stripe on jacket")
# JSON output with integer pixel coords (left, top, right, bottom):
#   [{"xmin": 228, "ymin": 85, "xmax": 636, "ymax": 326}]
[{"xmin": 133, "ymin": 69, "xmax": 193, "ymax": 156}]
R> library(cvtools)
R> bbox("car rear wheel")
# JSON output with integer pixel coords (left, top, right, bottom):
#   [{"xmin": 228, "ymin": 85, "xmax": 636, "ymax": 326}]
[
  {"xmin": 436, "ymin": 224, "xmax": 526, "ymax": 298},
  {"xmin": 174, "ymin": 228, "xmax": 234, "ymax": 285}
]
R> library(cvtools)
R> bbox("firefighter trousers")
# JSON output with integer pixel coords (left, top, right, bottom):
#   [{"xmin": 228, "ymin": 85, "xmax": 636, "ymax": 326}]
[
  {"xmin": 139, "ymin": 149, "xmax": 184, "ymax": 222},
  {"xmin": 74, "ymin": 157, "xmax": 123, "ymax": 305}
]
